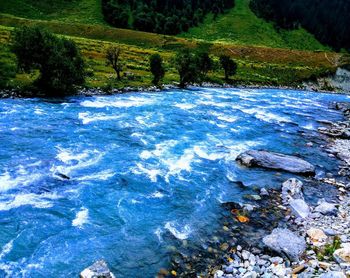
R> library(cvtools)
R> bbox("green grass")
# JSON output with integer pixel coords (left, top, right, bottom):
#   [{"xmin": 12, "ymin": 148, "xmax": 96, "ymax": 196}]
[
  {"xmin": 0, "ymin": 0, "xmax": 106, "ymax": 25},
  {"xmin": 180, "ymin": 0, "xmax": 330, "ymax": 51}
]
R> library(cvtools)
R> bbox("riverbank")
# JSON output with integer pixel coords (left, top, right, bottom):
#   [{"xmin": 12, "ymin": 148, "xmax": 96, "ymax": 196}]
[
  {"xmin": 188, "ymin": 102, "xmax": 350, "ymax": 278},
  {"xmin": 1, "ymin": 77, "xmax": 349, "ymax": 99}
]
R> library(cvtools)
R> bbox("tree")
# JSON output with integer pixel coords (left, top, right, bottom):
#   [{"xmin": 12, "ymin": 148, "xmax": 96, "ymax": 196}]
[
  {"xmin": 195, "ymin": 52, "xmax": 213, "ymax": 81},
  {"xmin": 220, "ymin": 55, "xmax": 237, "ymax": 81},
  {"xmin": 174, "ymin": 49, "xmax": 199, "ymax": 88},
  {"xmin": 149, "ymin": 54, "xmax": 165, "ymax": 86},
  {"xmin": 106, "ymin": 46, "xmax": 123, "ymax": 80},
  {"xmin": 11, "ymin": 26, "xmax": 85, "ymax": 95}
]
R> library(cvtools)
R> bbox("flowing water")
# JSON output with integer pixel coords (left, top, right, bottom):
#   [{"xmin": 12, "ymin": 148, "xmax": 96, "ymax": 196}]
[{"xmin": 0, "ymin": 88, "xmax": 349, "ymax": 277}]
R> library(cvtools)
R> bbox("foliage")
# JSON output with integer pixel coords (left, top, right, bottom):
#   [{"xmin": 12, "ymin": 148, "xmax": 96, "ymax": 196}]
[
  {"xmin": 174, "ymin": 49, "xmax": 202, "ymax": 88},
  {"xmin": 314, "ymin": 236, "xmax": 342, "ymax": 261},
  {"xmin": 196, "ymin": 51, "xmax": 213, "ymax": 80},
  {"xmin": 11, "ymin": 26, "xmax": 85, "ymax": 95},
  {"xmin": 149, "ymin": 54, "xmax": 165, "ymax": 86},
  {"xmin": 101, "ymin": 0, "xmax": 235, "ymax": 35},
  {"xmin": 0, "ymin": 45, "xmax": 16, "ymax": 88},
  {"xmin": 106, "ymin": 46, "xmax": 123, "ymax": 80},
  {"xmin": 220, "ymin": 55, "xmax": 237, "ymax": 81},
  {"xmin": 250, "ymin": 0, "xmax": 350, "ymax": 51}
]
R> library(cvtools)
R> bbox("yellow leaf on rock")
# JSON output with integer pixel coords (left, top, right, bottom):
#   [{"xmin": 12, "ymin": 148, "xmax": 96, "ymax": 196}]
[
  {"xmin": 236, "ymin": 215, "xmax": 250, "ymax": 223},
  {"xmin": 171, "ymin": 270, "xmax": 177, "ymax": 276}
]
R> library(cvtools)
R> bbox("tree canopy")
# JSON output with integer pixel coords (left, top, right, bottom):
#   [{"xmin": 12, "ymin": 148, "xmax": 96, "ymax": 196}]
[
  {"xmin": 12, "ymin": 26, "xmax": 85, "ymax": 95},
  {"xmin": 102, "ymin": 0, "xmax": 235, "ymax": 35},
  {"xmin": 250, "ymin": 0, "xmax": 350, "ymax": 51}
]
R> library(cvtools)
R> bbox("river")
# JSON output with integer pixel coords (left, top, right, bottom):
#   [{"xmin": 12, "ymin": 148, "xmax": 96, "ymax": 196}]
[{"xmin": 0, "ymin": 87, "xmax": 348, "ymax": 277}]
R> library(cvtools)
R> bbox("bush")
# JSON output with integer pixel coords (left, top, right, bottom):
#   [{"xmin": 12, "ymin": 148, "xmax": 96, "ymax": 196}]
[
  {"xmin": 11, "ymin": 26, "xmax": 85, "ymax": 96},
  {"xmin": 149, "ymin": 54, "xmax": 165, "ymax": 86}
]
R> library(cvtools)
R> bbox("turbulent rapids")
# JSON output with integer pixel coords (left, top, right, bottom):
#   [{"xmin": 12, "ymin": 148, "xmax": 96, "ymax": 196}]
[{"xmin": 0, "ymin": 87, "xmax": 349, "ymax": 277}]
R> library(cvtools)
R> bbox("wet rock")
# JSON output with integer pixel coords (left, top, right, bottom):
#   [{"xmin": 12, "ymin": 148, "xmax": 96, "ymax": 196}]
[
  {"xmin": 260, "ymin": 188, "xmax": 269, "ymax": 196},
  {"xmin": 80, "ymin": 260, "xmax": 115, "ymax": 278},
  {"xmin": 282, "ymin": 178, "xmax": 304, "ymax": 202},
  {"xmin": 289, "ymin": 198, "xmax": 310, "ymax": 219},
  {"xmin": 315, "ymin": 199, "xmax": 338, "ymax": 216},
  {"xmin": 236, "ymin": 150, "xmax": 315, "ymax": 175},
  {"xmin": 263, "ymin": 228, "xmax": 306, "ymax": 261}
]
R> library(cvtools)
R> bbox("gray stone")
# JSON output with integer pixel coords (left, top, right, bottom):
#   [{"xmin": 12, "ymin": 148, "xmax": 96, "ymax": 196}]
[
  {"xmin": 319, "ymin": 271, "xmax": 346, "ymax": 278},
  {"xmin": 236, "ymin": 150, "xmax": 315, "ymax": 175},
  {"xmin": 260, "ymin": 188, "xmax": 269, "ymax": 196},
  {"xmin": 80, "ymin": 260, "xmax": 115, "ymax": 278},
  {"xmin": 263, "ymin": 228, "xmax": 306, "ymax": 261},
  {"xmin": 315, "ymin": 199, "xmax": 338, "ymax": 216},
  {"xmin": 289, "ymin": 198, "xmax": 310, "ymax": 219},
  {"xmin": 282, "ymin": 178, "xmax": 304, "ymax": 201}
]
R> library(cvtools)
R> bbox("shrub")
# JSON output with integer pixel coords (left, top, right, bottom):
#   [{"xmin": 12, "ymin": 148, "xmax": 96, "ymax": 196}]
[
  {"xmin": 174, "ymin": 49, "xmax": 200, "ymax": 88},
  {"xmin": 220, "ymin": 55, "xmax": 238, "ymax": 81}
]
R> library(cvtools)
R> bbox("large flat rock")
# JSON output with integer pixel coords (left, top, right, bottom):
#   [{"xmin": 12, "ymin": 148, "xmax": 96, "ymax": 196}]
[{"xmin": 236, "ymin": 150, "xmax": 315, "ymax": 175}]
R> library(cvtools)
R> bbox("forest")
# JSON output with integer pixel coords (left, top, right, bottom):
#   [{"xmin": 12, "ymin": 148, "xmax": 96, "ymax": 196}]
[
  {"xmin": 250, "ymin": 0, "xmax": 350, "ymax": 51},
  {"xmin": 102, "ymin": 0, "xmax": 235, "ymax": 35}
]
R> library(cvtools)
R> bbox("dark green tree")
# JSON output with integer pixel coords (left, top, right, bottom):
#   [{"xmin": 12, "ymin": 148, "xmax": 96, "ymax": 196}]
[
  {"xmin": 11, "ymin": 26, "xmax": 85, "ymax": 95},
  {"xmin": 174, "ymin": 49, "xmax": 200, "ymax": 88},
  {"xmin": 220, "ymin": 55, "xmax": 237, "ymax": 81},
  {"xmin": 149, "ymin": 54, "xmax": 165, "ymax": 86},
  {"xmin": 195, "ymin": 51, "xmax": 213, "ymax": 81}
]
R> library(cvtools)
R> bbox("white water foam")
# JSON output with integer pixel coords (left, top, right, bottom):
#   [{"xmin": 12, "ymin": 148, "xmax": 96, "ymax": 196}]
[
  {"xmin": 0, "ymin": 192, "xmax": 59, "ymax": 211},
  {"xmin": 72, "ymin": 207, "xmax": 89, "ymax": 228},
  {"xmin": 174, "ymin": 103, "xmax": 196, "ymax": 110},
  {"xmin": 78, "ymin": 112, "xmax": 122, "ymax": 125},
  {"xmin": 76, "ymin": 169, "xmax": 115, "ymax": 181},
  {"xmin": 193, "ymin": 146, "xmax": 225, "ymax": 161},
  {"xmin": 0, "ymin": 170, "xmax": 42, "ymax": 192},
  {"xmin": 165, "ymin": 222, "xmax": 191, "ymax": 240},
  {"xmin": 148, "ymin": 191, "xmax": 164, "ymax": 198},
  {"xmin": 80, "ymin": 96, "xmax": 155, "ymax": 108},
  {"xmin": 0, "ymin": 239, "xmax": 14, "ymax": 260}
]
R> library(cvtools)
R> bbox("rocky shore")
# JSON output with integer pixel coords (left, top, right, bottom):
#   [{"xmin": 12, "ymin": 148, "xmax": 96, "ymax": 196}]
[{"xmin": 205, "ymin": 102, "xmax": 350, "ymax": 278}]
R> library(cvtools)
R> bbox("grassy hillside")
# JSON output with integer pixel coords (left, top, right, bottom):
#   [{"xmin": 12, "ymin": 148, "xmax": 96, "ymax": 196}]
[
  {"xmin": 0, "ymin": 0, "xmax": 347, "ymax": 92},
  {"xmin": 0, "ymin": 0, "xmax": 106, "ymax": 25},
  {"xmin": 180, "ymin": 0, "xmax": 329, "ymax": 51}
]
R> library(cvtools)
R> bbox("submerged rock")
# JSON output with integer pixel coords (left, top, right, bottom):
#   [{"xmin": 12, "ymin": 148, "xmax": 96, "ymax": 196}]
[
  {"xmin": 236, "ymin": 150, "xmax": 315, "ymax": 175},
  {"xmin": 80, "ymin": 260, "xmax": 115, "ymax": 278},
  {"xmin": 263, "ymin": 228, "xmax": 306, "ymax": 261}
]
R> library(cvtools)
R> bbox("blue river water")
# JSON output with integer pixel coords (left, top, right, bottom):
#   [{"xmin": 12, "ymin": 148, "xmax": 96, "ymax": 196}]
[{"xmin": 0, "ymin": 87, "xmax": 349, "ymax": 277}]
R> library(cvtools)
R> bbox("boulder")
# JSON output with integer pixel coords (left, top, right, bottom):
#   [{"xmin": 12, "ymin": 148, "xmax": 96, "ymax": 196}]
[
  {"xmin": 289, "ymin": 199, "xmax": 310, "ymax": 219},
  {"xmin": 282, "ymin": 178, "xmax": 304, "ymax": 202},
  {"xmin": 80, "ymin": 260, "xmax": 115, "ymax": 278},
  {"xmin": 263, "ymin": 228, "xmax": 306, "ymax": 261},
  {"xmin": 333, "ymin": 243, "xmax": 350, "ymax": 264},
  {"xmin": 236, "ymin": 150, "xmax": 315, "ymax": 175},
  {"xmin": 314, "ymin": 199, "xmax": 338, "ymax": 216}
]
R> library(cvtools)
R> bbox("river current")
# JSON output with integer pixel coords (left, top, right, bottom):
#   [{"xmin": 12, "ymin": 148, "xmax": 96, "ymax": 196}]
[{"xmin": 0, "ymin": 88, "xmax": 348, "ymax": 277}]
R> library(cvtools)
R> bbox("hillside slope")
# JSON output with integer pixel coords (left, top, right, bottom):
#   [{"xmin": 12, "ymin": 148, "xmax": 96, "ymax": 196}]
[
  {"xmin": 0, "ymin": 0, "xmax": 106, "ymax": 25},
  {"xmin": 180, "ymin": 0, "xmax": 329, "ymax": 51},
  {"xmin": 1, "ymin": 0, "xmax": 328, "ymax": 51}
]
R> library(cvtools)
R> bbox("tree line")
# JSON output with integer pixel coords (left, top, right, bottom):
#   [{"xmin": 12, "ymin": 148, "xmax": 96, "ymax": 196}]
[
  {"xmin": 250, "ymin": 0, "xmax": 350, "ymax": 51},
  {"xmin": 102, "ymin": 0, "xmax": 235, "ymax": 35},
  {"xmin": 7, "ymin": 26, "xmax": 237, "ymax": 96}
]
